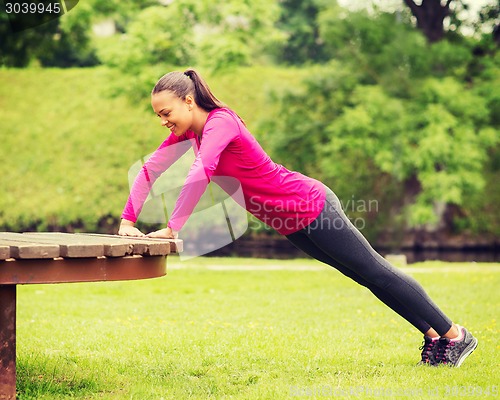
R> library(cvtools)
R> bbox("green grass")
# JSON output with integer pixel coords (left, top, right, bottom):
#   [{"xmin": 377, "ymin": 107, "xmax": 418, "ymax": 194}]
[{"xmin": 16, "ymin": 258, "xmax": 500, "ymax": 399}]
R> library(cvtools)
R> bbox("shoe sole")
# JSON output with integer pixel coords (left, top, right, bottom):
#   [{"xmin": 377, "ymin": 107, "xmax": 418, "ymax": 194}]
[{"xmin": 455, "ymin": 337, "xmax": 478, "ymax": 367}]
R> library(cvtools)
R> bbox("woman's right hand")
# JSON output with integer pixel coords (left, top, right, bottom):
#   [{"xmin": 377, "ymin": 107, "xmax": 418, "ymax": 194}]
[{"xmin": 118, "ymin": 219, "xmax": 145, "ymax": 237}]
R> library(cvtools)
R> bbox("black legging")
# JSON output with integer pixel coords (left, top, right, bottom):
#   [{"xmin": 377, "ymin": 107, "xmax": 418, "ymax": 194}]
[{"xmin": 286, "ymin": 187, "xmax": 452, "ymax": 336}]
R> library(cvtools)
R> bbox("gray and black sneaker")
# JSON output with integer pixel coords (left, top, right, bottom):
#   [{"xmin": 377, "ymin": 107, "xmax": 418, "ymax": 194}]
[
  {"xmin": 418, "ymin": 336, "xmax": 439, "ymax": 366},
  {"xmin": 435, "ymin": 326, "xmax": 478, "ymax": 367}
]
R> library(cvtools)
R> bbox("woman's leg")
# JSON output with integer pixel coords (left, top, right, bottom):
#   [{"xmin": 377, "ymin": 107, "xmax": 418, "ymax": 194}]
[
  {"xmin": 286, "ymin": 229, "xmax": 432, "ymax": 334},
  {"xmin": 301, "ymin": 188, "xmax": 453, "ymax": 336}
]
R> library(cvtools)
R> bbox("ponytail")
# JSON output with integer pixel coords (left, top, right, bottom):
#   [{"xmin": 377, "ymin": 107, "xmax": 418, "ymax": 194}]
[
  {"xmin": 183, "ymin": 69, "xmax": 226, "ymax": 111},
  {"xmin": 152, "ymin": 68, "xmax": 226, "ymax": 112}
]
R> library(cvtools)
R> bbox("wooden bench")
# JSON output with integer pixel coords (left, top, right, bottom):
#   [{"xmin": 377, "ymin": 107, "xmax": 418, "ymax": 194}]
[{"xmin": 0, "ymin": 232, "xmax": 182, "ymax": 400}]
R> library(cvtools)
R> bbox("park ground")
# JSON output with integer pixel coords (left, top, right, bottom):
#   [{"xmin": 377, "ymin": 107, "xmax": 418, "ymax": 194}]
[{"xmin": 16, "ymin": 257, "xmax": 499, "ymax": 399}]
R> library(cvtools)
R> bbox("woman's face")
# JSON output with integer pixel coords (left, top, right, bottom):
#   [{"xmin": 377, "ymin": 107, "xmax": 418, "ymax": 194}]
[{"xmin": 151, "ymin": 91, "xmax": 193, "ymax": 136}]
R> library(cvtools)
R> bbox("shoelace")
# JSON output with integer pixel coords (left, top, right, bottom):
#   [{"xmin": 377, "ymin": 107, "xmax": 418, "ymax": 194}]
[
  {"xmin": 436, "ymin": 340, "xmax": 455, "ymax": 364},
  {"xmin": 419, "ymin": 339, "xmax": 435, "ymax": 362}
]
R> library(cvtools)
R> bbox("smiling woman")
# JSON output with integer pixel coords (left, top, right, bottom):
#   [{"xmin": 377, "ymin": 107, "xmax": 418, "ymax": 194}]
[
  {"xmin": 152, "ymin": 91, "xmax": 196, "ymax": 136},
  {"xmin": 117, "ymin": 68, "xmax": 478, "ymax": 368},
  {"xmin": 152, "ymin": 70, "xmax": 226, "ymax": 136}
]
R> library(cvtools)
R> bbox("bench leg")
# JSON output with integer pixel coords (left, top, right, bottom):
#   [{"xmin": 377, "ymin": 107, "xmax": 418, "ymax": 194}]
[{"xmin": 0, "ymin": 284, "xmax": 16, "ymax": 400}]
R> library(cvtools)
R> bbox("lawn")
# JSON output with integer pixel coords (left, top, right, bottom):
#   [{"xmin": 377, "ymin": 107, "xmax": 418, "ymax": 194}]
[{"xmin": 16, "ymin": 257, "xmax": 499, "ymax": 399}]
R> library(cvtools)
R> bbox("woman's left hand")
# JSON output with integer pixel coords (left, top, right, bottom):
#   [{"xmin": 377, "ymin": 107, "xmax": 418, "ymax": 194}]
[{"xmin": 146, "ymin": 227, "xmax": 179, "ymax": 239}]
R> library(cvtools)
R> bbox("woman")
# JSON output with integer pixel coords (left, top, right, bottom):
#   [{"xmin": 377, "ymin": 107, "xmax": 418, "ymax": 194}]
[{"xmin": 118, "ymin": 69, "xmax": 477, "ymax": 367}]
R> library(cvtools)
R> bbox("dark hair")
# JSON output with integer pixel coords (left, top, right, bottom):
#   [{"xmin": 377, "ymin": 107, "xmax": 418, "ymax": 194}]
[{"xmin": 152, "ymin": 68, "xmax": 226, "ymax": 112}]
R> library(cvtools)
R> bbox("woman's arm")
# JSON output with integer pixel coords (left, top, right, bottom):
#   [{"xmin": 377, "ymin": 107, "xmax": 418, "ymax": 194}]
[
  {"xmin": 166, "ymin": 111, "xmax": 240, "ymax": 233},
  {"xmin": 119, "ymin": 133, "xmax": 193, "ymax": 232}
]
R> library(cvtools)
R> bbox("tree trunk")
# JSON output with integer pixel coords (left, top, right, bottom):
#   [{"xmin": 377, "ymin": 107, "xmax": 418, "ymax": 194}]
[{"xmin": 403, "ymin": 0, "xmax": 453, "ymax": 43}]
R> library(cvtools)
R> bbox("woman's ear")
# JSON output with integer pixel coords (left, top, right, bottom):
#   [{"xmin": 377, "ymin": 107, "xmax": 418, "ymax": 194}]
[{"xmin": 185, "ymin": 94, "xmax": 195, "ymax": 110}]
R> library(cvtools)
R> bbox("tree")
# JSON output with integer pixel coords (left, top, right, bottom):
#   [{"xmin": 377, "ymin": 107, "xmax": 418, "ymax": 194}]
[
  {"xmin": 97, "ymin": 0, "xmax": 285, "ymax": 73},
  {"xmin": 263, "ymin": 8, "xmax": 499, "ymax": 236},
  {"xmin": 265, "ymin": 65, "xmax": 498, "ymax": 235},
  {"xmin": 37, "ymin": 2, "xmax": 99, "ymax": 67},
  {"xmin": 403, "ymin": 0, "xmax": 454, "ymax": 43},
  {"xmin": 318, "ymin": 8, "xmax": 436, "ymax": 95},
  {"xmin": 0, "ymin": 12, "xmax": 59, "ymax": 67},
  {"xmin": 277, "ymin": 0, "xmax": 330, "ymax": 64},
  {"xmin": 98, "ymin": 3, "xmax": 196, "ymax": 71},
  {"xmin": 195, "ymin": 0, "xmax": 286, "ymax": 70},
  {"xmin": 0, "ymin": 2, "xmax": 98, "ymax": 67},
  {"xmin": 476, "ymin": 1, "xmax": 500, "ymax": 45}
]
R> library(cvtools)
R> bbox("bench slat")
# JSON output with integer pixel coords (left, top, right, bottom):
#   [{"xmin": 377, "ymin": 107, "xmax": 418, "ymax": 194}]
[
  {"xmin": 20, "ymin": 233, "xmax": 104, "ymax": 258},
  {"xmin": 75, "ymin": 234, "xmax": 156, "ymax": 256},
  {"xmin": 0, "ymin": 245, "xmax": 10, "ymax": 260},
  {"xmin": 0, "ymin": 232, "xmax": 101, "ymax": 258},
  {"xmin": 0, "ymin": 233, "xmax": 61, "ymax": 259},
  {"xmin": 23, "ymin": 232, "xmax": 129, "ymax": 257},
  {"xmin": 76, "ymin": 233, "xmax": 174, "ymax": 255}
]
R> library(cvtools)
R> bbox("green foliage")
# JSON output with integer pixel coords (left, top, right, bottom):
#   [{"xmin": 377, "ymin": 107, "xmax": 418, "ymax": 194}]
[
  {"xmin": 97, "ymin": 4, "xmax": 195, "ymax": 72},
  {"xmin": 264, "ymin": 28, "xmax": 499, "ymax": 232},
  {"xmin": 94, "ymin": 0, "xmax": 286, "ymax": 73},
  {"xmin": 38, "ymin": 2, "xmax": 99, "ymax": 67},
  {"xmin": 0, "ymin": 2, "xmax": 98, "ymax": 68},
  {"xmin": 2, "ymin": 0, "xmax": 497, "ymax": 69},
  {"xmin": 277, "ymin": 0, "xmax": 331, "ymax": 64},
  {"xmin": 199, "ymin": 34, "xmax": 252, "ymax": 71},
  {"xmin": 1, "ymin": 1, "xmax": 498, "ymax": 239},
  {"xmin": 197, "ymin": 0, "xmax": 286, "ymax": 69},
  {"xmin": 0, "ymin": 13, "xmax": 58, "ymax": 67},
  {"xmin": 404, "ymin": 77, "xmax": 496, "ymax": 226},
  {"xmin": 85, "ymin": 0, "xmax": 159, "ymax": 26}
]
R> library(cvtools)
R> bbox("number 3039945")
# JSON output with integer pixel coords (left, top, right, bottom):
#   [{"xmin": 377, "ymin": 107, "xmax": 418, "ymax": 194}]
[{"xmin": 5, "ymin": 2, "xmax": 61, "ymax": 14}]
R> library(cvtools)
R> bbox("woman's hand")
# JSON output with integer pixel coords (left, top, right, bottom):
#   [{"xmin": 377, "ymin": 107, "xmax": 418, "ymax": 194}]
[
  {"xmin": 146, "ymin": 227, "xmax": 178, "ymax": 239},
  {"xmin": 118, "ymin": 219, "xmax": 145, "ymax": 237}
]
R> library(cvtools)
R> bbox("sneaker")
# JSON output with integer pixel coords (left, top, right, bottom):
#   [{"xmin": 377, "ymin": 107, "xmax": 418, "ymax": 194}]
[
  {"xmin": 436, "ymin": 326, "xmax": 478, "ymax": 367},
  {"xmin": 418, "ymin": 336, "xmax": 439, "ymax": 366}
]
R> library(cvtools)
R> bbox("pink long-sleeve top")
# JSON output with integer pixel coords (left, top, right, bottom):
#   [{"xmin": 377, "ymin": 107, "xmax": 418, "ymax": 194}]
[{"xmin": 121, "ymin": 108, "xmax": 326, "ymax": 235}]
